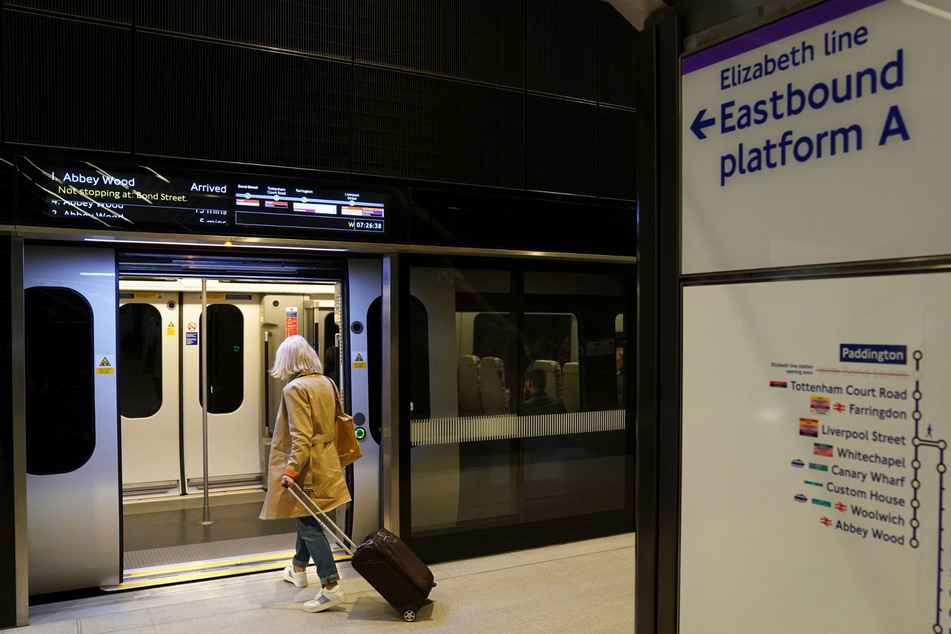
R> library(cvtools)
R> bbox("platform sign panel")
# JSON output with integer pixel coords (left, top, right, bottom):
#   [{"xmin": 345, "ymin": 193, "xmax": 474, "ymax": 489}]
[
  {"xmin": 681, "ymin": 0, "xmax": 951, "ymax": 273},
  {"xmin": 680, "ymin": 273, "xmax": 951, "ymax": 633}
]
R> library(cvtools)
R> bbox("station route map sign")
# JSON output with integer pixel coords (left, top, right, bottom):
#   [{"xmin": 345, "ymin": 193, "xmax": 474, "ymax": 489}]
[
  {"xmin": 681, "ymin": 0, "xmax": 951, "ymax": 273},
  {"xmin": 16, "ymin": 158, "xmax": 388, "ymax": 238},
  {"xmin": 680, "ymin": 273, "xmax": 951, "ymax": 633}
]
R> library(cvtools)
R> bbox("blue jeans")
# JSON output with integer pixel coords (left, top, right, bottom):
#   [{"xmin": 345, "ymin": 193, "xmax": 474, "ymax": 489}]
[{"xmin": 292, "ymin": 515, "xmax": 340, "ymax": 585}]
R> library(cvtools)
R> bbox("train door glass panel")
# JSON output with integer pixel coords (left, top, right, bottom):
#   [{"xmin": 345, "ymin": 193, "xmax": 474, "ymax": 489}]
[
  {"xmin": 25, "ymin": 287, "xmax": 96, "ymax": 474},
  {"xmin": 199, "ymin": 304, "xmax": 244, "ymax": 414},
  {"xmin": 118, "ymin": 295, "xmax": 181, "ymax": 496},
  {"xmin": 181, "ymin": 294, "xmax": 260, "ymax": 491},
  {"xmin": 522, "ymin": 270, "xmax": 627, "ymax": 521},
  {"xmin": 119, "ymin": 304, "xmax": 162, "ymax": 419},
  {"xmin": 409, "ymin": 267, "xmax": 518, "ymax": 533},
  {"xmin": 408, "ymin": 265, "xmax": 630, "ymax": 538}
]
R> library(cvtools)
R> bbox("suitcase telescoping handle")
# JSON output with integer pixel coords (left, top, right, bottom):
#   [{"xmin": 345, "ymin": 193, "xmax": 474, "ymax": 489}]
[{"xmin": 282, "ymin": 480, "xmax": 359, "ymax": 557}]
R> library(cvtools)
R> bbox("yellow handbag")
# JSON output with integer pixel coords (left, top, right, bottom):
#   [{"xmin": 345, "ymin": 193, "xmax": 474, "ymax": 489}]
[{"xmin": 329, "ymin": 377, "xmax": 362, "ymax": 468}]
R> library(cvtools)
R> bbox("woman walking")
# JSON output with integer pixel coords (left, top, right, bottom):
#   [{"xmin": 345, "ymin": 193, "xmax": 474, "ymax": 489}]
[{"xmin": 260, "ymin": 335, "xmax": 351, "ymax": 613}]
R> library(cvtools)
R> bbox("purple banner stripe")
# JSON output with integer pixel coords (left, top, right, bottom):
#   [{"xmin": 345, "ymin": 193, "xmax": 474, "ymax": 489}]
[{"xmin": 682, "ymin": 0, "xmax": 889, "ymax": 75}]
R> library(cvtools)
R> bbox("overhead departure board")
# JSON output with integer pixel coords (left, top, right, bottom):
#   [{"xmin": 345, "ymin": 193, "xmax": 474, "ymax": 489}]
[{"xmin": 16, "ymin": 158, "xmax": 389, "ymax": 238}]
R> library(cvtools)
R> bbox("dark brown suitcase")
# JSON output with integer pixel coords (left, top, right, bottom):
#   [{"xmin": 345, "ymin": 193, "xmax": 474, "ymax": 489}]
[
  {"xmin": 283, "ymin": 481, "xmax": 435, "ymax": 622},
  {"xmin": 351, "ymin": 528, "xmax": 435, "ymax": 622}
]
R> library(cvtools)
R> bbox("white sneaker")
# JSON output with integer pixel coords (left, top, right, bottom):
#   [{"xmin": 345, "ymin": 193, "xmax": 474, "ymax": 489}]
[
  {"xmin": 303, "ymin": 585, "xmax": 346, "ymax": 613},
  {"xmin": 282, "ymin": 566, "xmax": 308, "ymax": 588}
]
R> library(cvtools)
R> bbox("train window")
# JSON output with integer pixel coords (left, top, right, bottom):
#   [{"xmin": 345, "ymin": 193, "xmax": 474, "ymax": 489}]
[
  {"xmin": 408, "ymin": 265, "xmax": 631, "ymax": 539},
  {"xmin": 199, "ymin": 304, "xmax": 244, "ymax": 414},
  {"xmin": 118, "ymin": 304, "xmax": 163, "ymax": 418},
  {"xmin": 367, "ymin": 294, "xmax": 430, "ymax": 444},
  {"xmin": 408, "ymin": 297, "xmax": 431, "ymax": 419},
  {"xmin": 367, "ymin": 297, "xmax": 382, "ymax": 444},
  {"xmin": 24, "ymin": 287, "xmax": 96, "ymax": 475}
]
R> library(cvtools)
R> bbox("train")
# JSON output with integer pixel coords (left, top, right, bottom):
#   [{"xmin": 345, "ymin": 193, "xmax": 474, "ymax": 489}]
[{"xmin": 11, "ymin": 158, "xmax": 634, "ymax": 598}]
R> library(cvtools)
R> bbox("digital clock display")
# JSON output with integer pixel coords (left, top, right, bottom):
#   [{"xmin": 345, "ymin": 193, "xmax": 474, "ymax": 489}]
[{"xmin": 17, "ymin": 158, "xmax": 389, "ymax": 238}]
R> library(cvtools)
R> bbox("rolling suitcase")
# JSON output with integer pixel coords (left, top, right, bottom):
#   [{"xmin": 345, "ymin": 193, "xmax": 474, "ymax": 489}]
[{"xmin": 284, "ymin": 481, "xmax": 436, "ymax": 622}]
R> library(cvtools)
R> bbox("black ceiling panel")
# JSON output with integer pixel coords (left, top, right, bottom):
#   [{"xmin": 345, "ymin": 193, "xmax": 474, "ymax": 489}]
[
  {"xmin": 352, "ymin": 66, "xmax": 524, "ymax": 189},
  {"xmin": 598, "ymin": 106, "xmax": 636, "ymax": 201},
  {"xmin": 355, "ymin": 0, "xmax": 525, "ymax": 88},
  {"xmin": 597, "ymin": 2, "xmax": 636, "ymax": 108},
  {"xmin": 3, "ymin": 10, "xmax": 132, "ymax": 151},
  {"xmin": 4, "ymin": 0, "xmax": 131, "ymax": 23},
  {"xmin": 135, "ymin": 33, "xmax": 351, "ymax": 171},
  {"xmin": 526, "ymin": 0, "xmax": 597, "ymax": 101},
  {"xmin": 354, "ymin": 0, "xmax": 436, "ymax": 73},
  {"xmin": 135, "ymin": 0, "xmax": 351, "ymax": 60},
  {"xmin": 526, "ymin": 94, "xmax": 597, "ymax": 196}
]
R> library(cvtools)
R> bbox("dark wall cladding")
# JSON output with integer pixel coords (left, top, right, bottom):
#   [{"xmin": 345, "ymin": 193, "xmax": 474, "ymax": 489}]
[
  {"xmin": 355, "ymin": 0, "xmax": 526, "ymax": 88},
  {"xmin": 352, "ymin": 67, "xmax": 525, "ymax": 189},
  {"xmin": 598, "ymin": 2, "xmax": 636, "ymax": 108},
  {"xmin": 135, "ymin": 0, "xmax": 351, "ymax": 60},
  {"xmin": 526, "ymin": 95, "xmax": 598, "ymax": 196},
  {"xmin": 409, "ymin": 189, "xmax": 635, "ymax": 254},
  {"xmin": 354, "ymin": 1, "xmax": 436, "ymax": 74},
  {"xmin": 0, "ymin": 0, "xmax": 635, "ymax": 203},
  {"xmin": 0, "ymin": 159, "xmax": 14, "ymax": 224},
  {"xmin": 3, "ymin": 0, "xmax": 130, "ymax": 23},
  {"xmin": 599, "ymin": 106, "xmax": 636, "ymax": 200},
  {"xmin": 3, "ymin": 10, "xmax": 131, "ymax": 151},
  {"xmin": 135, "ymin": 33, "xmax": 351, "ymax": 171},
  {"xmin": 526, "ymin": 0, "xmax": 597, "ymax": 100}
]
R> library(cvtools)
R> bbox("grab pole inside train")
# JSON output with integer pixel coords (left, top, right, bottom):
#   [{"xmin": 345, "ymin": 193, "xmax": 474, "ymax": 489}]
[{"xmin": 199, "ymin": 278, "xmax": 213, "ymax": 526}]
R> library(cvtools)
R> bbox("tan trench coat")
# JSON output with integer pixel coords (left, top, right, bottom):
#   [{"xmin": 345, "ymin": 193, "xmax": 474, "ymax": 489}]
[{"xmin": 259, "ymin": 371, "xmax": 351, "ymax": 520}]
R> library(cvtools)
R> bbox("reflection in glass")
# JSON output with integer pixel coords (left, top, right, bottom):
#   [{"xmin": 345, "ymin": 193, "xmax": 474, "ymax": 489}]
[{"xmin": 409, "ymin": 266, "xmax": 631, "ymax": 538}]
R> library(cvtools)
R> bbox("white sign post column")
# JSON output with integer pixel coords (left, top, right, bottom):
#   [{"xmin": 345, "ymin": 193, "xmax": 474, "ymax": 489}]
[{"xmin": 679, "ymin": 1, "xmax": 951, "ymax": 632}]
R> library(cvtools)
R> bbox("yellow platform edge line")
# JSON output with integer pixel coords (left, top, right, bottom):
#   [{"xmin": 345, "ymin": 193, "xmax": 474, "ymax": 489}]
[
  {"xmin": 124, "ymin": 551, "xmax": 296, "ymax": 577},
  {"xmin": 120, "ymin": 553, "xmax": 352, "ymax": 584}
]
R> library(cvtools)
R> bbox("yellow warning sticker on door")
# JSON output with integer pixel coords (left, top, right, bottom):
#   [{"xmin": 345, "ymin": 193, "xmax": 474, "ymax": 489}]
[
  {"xmin": 96, "ymin": 356, "xmax": 115, "ymax": 375},
  {"xmin": 134, "ymin": 293, "xmax": 158, "ymax": 299},
  {"xmin": 167, "ymin": 321, "xmax": 176, "ymax": 335},
  {"xmin": 352, "ymin": 352, "xmax": 367, "ymax": 369}
]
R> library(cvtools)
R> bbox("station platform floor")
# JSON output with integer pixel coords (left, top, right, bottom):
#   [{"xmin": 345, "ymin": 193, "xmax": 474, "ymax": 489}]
[{"xmin": 6, "ymin": 533, "xmax": 634, "ymax": 633}]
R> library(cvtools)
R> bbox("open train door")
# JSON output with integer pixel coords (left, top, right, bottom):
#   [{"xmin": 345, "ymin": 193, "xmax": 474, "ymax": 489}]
[{"xmin": 23, "ymin": 245, "xmax": 121, "ymax": 594}]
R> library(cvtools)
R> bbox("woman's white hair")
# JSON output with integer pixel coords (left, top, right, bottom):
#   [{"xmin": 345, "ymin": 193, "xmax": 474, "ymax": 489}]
[{"xmin": 270, "ymin": 334, "xmax": 323, "ymax": 380}]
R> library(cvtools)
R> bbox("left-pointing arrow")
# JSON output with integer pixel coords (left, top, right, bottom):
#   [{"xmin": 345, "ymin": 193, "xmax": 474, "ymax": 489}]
[{"xmin": 690, "ymin": 108, "xmax": 716, "ymax": 140}]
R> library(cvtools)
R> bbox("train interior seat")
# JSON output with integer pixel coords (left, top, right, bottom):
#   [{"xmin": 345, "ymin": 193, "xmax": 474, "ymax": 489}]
[
  {"xmin": 480, "ymin": 356, "xmax": 508, "ymax": 415},
  {"xmin": 458, "ymin": 355, "xmax": 483, "ymax": 416},
  {"xmin": 562, "ymin": 361, "xmax": 580, "ymax": 413}
]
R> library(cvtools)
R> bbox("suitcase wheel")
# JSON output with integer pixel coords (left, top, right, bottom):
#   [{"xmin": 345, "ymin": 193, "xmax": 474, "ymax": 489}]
[{"xmin": 401, "ymin": 608, "xmax": 417, "ymax": 622}]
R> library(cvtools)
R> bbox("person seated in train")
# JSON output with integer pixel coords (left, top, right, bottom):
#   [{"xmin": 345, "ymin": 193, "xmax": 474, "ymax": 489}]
[
  {"xmin": 521, "ymin": 368, "xmax": 567, "ymax": 415},
  {"xmin": 616, "ymin": 348, "xmax": 625, "ymax": 408},
  {"xmin": 259, "ymin": 335, "xmax": 350, "ymax": 613},
  {"xmin": 323, "ymin": 345, "xmax": 339, "ymax": 385}
]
